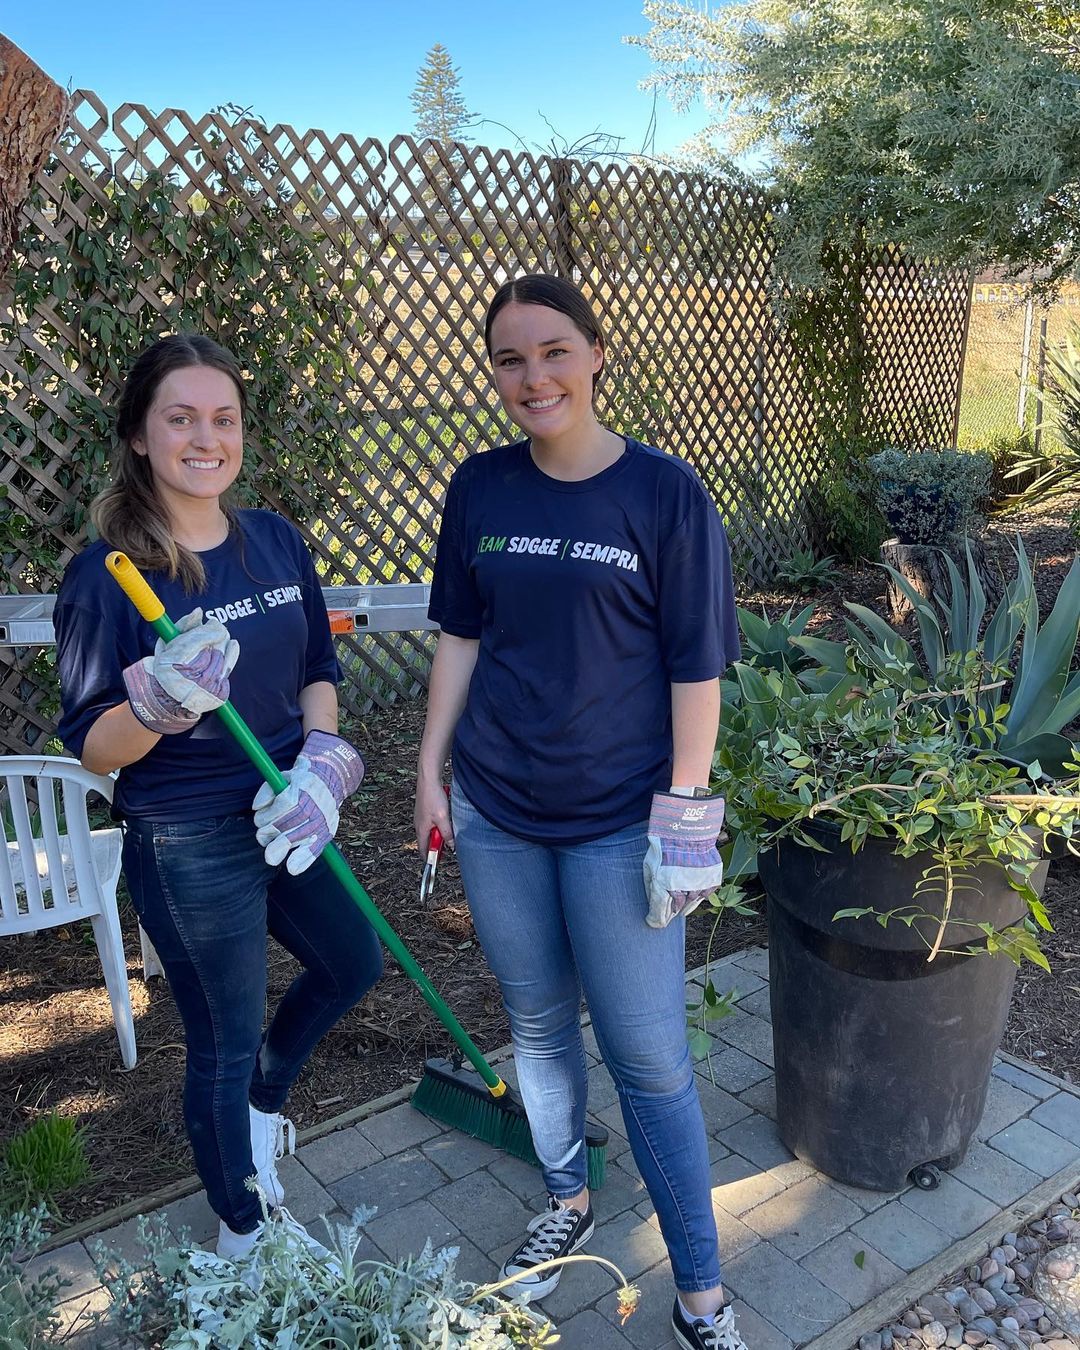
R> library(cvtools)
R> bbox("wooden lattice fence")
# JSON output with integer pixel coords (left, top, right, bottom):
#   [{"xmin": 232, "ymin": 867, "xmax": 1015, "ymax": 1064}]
[{"xmin": 0, "ymin": 93, "xmax": 972, "ymax": 755}]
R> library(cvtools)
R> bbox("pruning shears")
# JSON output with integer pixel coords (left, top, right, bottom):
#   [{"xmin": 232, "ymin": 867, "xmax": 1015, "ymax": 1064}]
[{"xmin": 420, "ymin": 785, "xmax": 451, "ymax": 906}]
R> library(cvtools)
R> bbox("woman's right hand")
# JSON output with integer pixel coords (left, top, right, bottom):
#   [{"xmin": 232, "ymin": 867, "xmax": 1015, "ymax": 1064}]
[
  {"xmin": 123, "ymin": 608, "xmax": 239, "ymax": 734},
  {"xmin": 414, "ymin": 772, "xmax": 453, "ymax": 855}
]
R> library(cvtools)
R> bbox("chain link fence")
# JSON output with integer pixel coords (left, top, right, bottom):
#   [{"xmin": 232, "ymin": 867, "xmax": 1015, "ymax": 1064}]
[{"xmin": 958, "ymin": 282, "xmax": 1080, "ymax": 455}]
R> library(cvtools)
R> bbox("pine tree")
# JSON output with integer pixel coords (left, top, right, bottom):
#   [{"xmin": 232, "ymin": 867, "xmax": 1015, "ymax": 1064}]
[{"xmin": 410, "ymin": 44, "xmax": 472, "ymax": 146}]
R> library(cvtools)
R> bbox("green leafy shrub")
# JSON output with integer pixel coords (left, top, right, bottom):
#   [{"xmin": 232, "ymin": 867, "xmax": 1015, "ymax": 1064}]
[
  {"xmin": 868, "ymin": 448, "xmax": 992, "ymax": 544},
  {"xmin": 712, "ymin": 655, "xmax": 1080, "ymax": 969},
  {"xmin": 983, "ymin": 429, "xmax": 1041, "ymax": 505},
  {"xmin": 0, "ymin": 1115, "xmax": 90, "ymax": 1214}
]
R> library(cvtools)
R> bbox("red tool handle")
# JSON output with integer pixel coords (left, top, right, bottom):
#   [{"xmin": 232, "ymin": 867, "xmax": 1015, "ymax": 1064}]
[{"xmin": 428, "ymin": 824, "xmax": 444, "ymax": 853}]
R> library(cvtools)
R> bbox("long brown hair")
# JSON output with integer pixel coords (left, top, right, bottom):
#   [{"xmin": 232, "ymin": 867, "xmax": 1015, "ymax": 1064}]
[{"xmin": 91, "ymin": 334, "xmax": 247, "ymax": 592}]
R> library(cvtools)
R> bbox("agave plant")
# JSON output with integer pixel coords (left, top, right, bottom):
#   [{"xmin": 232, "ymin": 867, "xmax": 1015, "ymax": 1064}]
[
  {"xmin": 733, "ymin": 603, "xmax": 817, "ymax": 677},
  {"xmin": 790, "ymin": 539, "xmax": 1080, "ymax": 777}
]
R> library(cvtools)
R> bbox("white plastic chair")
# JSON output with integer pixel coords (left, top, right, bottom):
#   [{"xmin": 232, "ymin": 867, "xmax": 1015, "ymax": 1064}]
[{"xmin": 0, "ymin": 755, "xmax": 139, "ymax": 1069}]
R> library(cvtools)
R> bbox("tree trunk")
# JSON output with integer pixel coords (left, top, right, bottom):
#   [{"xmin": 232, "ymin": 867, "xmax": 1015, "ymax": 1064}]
[
  {"xmin": 0, "ymin": 35, "xmax": 69, "ymax": 274},
  {"xmin": 880, "ymin": 536, "xmax": 996, "ymax": 624}
]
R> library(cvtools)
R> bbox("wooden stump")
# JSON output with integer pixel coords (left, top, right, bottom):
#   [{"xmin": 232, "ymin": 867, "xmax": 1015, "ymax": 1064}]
[
  {"xmin": 880, "ymin": 536, "xmax": 997, "ymax": 624},
  {"xmin": 0, "ymin": 36, "xmax": 69, "ymax": 274}
]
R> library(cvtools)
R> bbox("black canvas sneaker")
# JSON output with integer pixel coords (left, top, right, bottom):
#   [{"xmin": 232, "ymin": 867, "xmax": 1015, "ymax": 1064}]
[
  {"xmin": 672, "ymin": 1299, "xmax": 749, "ymax": 1350},
  {"xmin": 499, "ymin": 1195, "xmax": 595, "ymax": 1300}
]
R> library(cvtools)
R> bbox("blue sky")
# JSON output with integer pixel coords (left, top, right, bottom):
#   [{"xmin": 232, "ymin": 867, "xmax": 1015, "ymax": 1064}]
[{"xmin": 4, "ymin": 1, "xmax": 717, "ymax": 160}]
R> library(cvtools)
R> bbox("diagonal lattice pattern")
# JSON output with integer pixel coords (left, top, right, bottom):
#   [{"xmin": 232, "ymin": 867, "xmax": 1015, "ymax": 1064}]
[{"xmin": 0, "ymin": 95, "xmax": 970, "ymax": 754}]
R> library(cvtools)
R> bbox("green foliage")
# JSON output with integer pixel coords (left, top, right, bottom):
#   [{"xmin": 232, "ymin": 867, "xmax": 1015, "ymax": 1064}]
[
  {"xmin": 630, "ymin": 0, "xmax": 1080, "ymax": 296},
  {"xmin": 797, "ymin": 539, "xmax": 1080, "ymax": 777},
  {"xmin": 0, "ymin": 126, "xmax": 366, "ymax": 591},
  {"xmin": 0, "ymin": 1205, "xmax": 66, "ymax": 1350},
  {"xmin": 712, "ymin": 655, "xmax": 1080, "ymax": 967},
  {"xmin": 775, "ymin": 550, "xmax": 839, "ymax": 593},
  {"xmin": 982, "ymin": 428, "xmax": 1040, "ymax": 506},
  {"xmin": 90, "ymin": 1203, "xmax": 557, "ymax": 1348},
  {"xmin": 685, "ymin": 882, "xmax": 760, "ymax": 1066},
  {"xmin": 1005, "ymin": 326, "xmax": 1080, "ymax": 508},
  {"xmin": 0, "ymin": 1115, "xmax": 91, "ymax": 1215},
  {"xmin": 868, "ymin": 448, "xmax": 992, "ymax": 544},
  {"xmin": 734, "ymin": 603, "xmax": 817, "ymax": 677}
]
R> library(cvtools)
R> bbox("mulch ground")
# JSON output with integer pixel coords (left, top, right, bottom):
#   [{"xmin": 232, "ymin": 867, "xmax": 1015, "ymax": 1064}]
[{"xmin": 1, "ymin": 496, "xmax": 1076, "ymax": 1229}]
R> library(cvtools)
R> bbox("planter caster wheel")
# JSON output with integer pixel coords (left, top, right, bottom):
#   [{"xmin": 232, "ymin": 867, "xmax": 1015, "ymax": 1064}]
[{"xmin": 910, "ymin": 1163, "xmax": 942, "ymax": 1191}]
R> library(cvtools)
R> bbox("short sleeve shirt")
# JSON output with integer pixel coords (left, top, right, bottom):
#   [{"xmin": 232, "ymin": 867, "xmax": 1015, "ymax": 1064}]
[
  {"xmin": 55, "ymin": 510, "xmax": 339, "ymax": 821},
  {"xmin": 429, "ymin": 438, "xmax": 741, "ymax": 842}
]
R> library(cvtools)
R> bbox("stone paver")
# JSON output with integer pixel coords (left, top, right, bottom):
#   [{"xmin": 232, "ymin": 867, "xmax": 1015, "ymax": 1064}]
[
  {"xmin": 992, "ymin": 1059, "xmax": 1061, "ymax": 1100},
  {"xmin": 799, "ymin": 1230, "xmax": 906, "ymax": 1305},
  {"xmin": 898, "ymin": 1171, "xmax": 1000, "ymax": 1238},
  {"xmin": 742, "ymin": 1176, "xmax": 864, "ymax": 1258},
  {"xmin": 974, "ymin": 1076, "xmax": 1041, "ymax": 1139},
  {"xmin": 710, "ymin": 1152, "xmax": 786, "ymax": 1216},
  {"xmin": 697, "ymin": 1044, "xmax": 773, "ymax": 1093},
  {"xmin": 23, "ymin": 1239, "xmax": 100, "ymax": 1299},
  {"xmin": 719, "ymin": 1113, "xmax": 803, "ymax": 1174},
  {"xmin": 723, "ymin": 1240, "xmax": 851, "ymax": 1342},
  {"xmin": 365, "ymin": 1196, "xmax": 461, "ymax": 1262},
  {"xmin": 295, "ymin": 1123, "xmax": 382, "ymax": 1183},
  {"xmin": 851, "ymin": 1200, "xmax": 950, "ymax": 1271},
  {"xmin": 713, "ymin": 1010, "xmax": 776, "ymax": 1067},
  {"xmin": 355, "ymin": 1101, "xmax": 443, "ymax": 1156},
  {"xmin": 1031, "ymin": 1089, "xmax": 1080, "ymax": 1145},
  {"xmin": 948, "ymin": 1138, "xmax": 1041, "ymax": 1205},
  {"xmin": 329, "ymin": 1147, "xmax": 443, "ymax": 1214},
  {"xmin": 989, "ymin": 1116, "xmax": 1080, "ymax": 1175},
  {"xmin": 48, "ymin": 947, "xmax": 1080, "ymax": 1350}
]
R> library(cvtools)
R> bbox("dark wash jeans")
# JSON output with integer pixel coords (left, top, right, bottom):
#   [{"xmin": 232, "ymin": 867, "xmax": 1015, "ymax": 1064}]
[{"xmin": 122, "ymin": 813, "xmax": 383, "ymax": 1233}]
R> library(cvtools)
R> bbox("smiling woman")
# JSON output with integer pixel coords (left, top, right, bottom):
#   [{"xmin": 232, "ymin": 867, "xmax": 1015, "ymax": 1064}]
[{"xmin": 50, "ymin": 332, "xmax": 382, "ymax": 1269}]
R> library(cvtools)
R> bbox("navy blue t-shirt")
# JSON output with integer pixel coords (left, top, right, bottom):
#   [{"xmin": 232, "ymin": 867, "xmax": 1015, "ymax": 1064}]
[
  {"xmin": 429, "ymin": 438, "xmax": 741, "ymax": 843},
  {"xmin": 55, "ymin": 510, "xmax": 339, "ymax": 822}
]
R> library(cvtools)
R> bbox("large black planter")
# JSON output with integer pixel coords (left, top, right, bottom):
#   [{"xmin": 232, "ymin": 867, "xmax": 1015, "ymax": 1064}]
[{"xmin": 759, "ymin": 821, "xmax": 1049, "ymax": 1190}]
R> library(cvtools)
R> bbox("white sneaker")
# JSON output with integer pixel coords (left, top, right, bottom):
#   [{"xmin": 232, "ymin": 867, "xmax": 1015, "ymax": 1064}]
[
  {"xmin": 249, "ymin": 1105, "xmax": 295, "ymax": 1208},
  {"xmin": 215, "ymin": 1206, "xmax": 337, "ymax": 1269}
]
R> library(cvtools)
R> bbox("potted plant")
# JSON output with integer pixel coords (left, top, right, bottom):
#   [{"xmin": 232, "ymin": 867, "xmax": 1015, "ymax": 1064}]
[
  {"xmin": 712, "ymin": 651, "xmax": 1079, "ymax": 1192},
  {"xmin": 869, "ymin": 447, "xmax": 992, "ymax": 545}
]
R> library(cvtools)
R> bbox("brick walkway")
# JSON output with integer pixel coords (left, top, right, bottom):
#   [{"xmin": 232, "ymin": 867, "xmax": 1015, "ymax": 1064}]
[{"xmin": 35, "ymin": 946, "xmax": 1080, "ymax": 1349}]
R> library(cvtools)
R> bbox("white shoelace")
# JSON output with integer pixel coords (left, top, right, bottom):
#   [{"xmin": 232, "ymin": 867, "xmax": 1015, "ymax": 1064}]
[
  {"xmin": 512, "ymin": 1208, "xmax": 581, "ymax": 1267},
  {"xmin": 273, "ymin": 1113, "xmax": 296, "ymax": 1161},
  {"xmin": 690, "ymin": 1306, "xmax": 745, "ymax": 1350}
]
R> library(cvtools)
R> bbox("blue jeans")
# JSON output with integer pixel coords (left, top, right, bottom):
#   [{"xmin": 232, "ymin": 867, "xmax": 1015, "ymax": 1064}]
[
  {"xmin": 450, "ymin": 782, "xmax": 721, "ymax": 1293},
  {"xmin": 122, "ymin": 813, "xmax": 383, "ymax": 1232}
]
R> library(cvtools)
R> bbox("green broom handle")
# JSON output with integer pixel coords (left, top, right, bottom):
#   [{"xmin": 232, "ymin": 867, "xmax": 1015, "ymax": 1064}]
[{"xmin": 105, "ymin": 551, "xmax": 505, "ymax": 1096}]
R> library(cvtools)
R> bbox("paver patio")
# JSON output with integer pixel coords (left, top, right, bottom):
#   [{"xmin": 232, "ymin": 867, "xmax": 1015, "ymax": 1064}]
[{"xmin": 35, "ymin": 946, "xmax": 1080, "ymax": 1349}]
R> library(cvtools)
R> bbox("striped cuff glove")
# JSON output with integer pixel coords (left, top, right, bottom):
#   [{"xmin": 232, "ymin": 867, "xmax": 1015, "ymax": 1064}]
[
  {"xmin": 643, "ymin": 790, "xmax": 725, "ymax": 929},
  {"xmin": 252, "ymin": 731, "xmax": 365, "ymax": 875}
]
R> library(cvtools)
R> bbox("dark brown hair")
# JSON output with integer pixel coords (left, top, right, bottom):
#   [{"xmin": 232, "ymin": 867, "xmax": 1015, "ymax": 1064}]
[
  {"xmin": 92, "ymin": 334, "xmax": 247, "ymax": 592},
  {"xmin": 484, "ymin": 274, "xmax": 605, "ymax": 387}
]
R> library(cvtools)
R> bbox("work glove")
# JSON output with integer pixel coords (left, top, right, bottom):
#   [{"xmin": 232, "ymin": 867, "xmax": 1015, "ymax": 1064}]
[
  {"xmin": 643, "ymin": 790, "xmax": 726, "ymax": 929},
  {"xmin": 123, "ymin": 608, "xmax": 239, "ymax": 735},
  {"xmin": 252, "ymin": 730, "xmax": 365, "ymax": 875}
]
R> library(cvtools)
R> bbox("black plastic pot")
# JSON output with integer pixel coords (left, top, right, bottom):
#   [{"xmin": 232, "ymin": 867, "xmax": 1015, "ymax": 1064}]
[{"xmin": 759, "ymin": 820, "xmax": 1049, "ymax": 1191}]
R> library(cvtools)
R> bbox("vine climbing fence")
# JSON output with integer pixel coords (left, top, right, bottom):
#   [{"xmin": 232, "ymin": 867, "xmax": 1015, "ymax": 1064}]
[{"xmin": 0, "ymin": 93, "xmax": 972, "ymax": 754}]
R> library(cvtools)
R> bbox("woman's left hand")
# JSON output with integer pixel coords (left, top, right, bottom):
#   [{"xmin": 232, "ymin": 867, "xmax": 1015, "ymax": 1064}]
[
  {"xmin": 252, "ymin": 731, "xmax": 365, "ymax": 874},
  {"xmin": 643, "ymin": 791, "xmax": 726, "ymax": 928}
]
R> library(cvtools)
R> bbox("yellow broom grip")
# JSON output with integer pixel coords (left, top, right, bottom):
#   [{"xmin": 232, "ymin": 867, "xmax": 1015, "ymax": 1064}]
[{"xmin": 105, "ymin": 551, "xmax": 166, "ymax": 624}]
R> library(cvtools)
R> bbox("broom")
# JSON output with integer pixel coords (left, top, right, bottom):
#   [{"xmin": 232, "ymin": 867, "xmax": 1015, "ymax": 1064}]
[{"xmin": 105, "ymin": 552, "xmax": 608, "ymax": 1189}]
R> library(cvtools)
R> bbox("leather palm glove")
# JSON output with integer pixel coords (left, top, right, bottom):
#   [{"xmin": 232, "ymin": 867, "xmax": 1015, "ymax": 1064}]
[
  {"xmin": 123, "ymin": 608, "xmax": 239, "ymax": 734},
  {"xmin": 643, "ymin": 789, "xmax": 726, "ymax": 929},
  {"xmin": 252, "ymin": 730, "xmax": 365, "ymax": 874}
]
